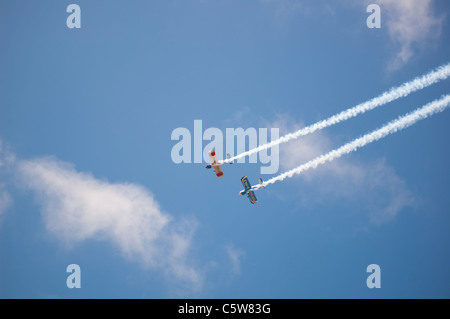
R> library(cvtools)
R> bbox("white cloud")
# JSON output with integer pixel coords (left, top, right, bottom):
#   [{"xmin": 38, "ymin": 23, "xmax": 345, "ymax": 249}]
[
  {"xmin": 271, "ymin": 115, "xmax": 416, "ymax": 224},
  {"xmin": 375, "ymin": 0, "xmax": 445, "ymax": 70},
  {"xmin": 16, "ymin": 157, "xmax": 203, "ymax": 291},
  {"xmin": 226, "ymin": 244, "xmax": 245, "ymax": 276},
  {"xmin": 264, "ymin": 0, "xmax": 446, "ymax": 70},
  {"xmin": 0, "ymin": 138, "xmax": 16, "ymax": 170}
]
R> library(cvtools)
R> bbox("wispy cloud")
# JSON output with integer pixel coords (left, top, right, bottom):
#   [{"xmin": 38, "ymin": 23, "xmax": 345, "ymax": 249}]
[
  {"xmin": 270, "ymin": 114, "xmax": 416, "ymax": 224},
  {"xmin": 16, "ymin": 156, "xmax": 203, "ymax": 292},
  {"xmin": 263, "ymin": 0, "xmax": 446, "ymax": 71},
  {"xmin": 376, "ymin": 0, "xmax": 445, "ymax": 70},
  {"xmin": 226, "ymin": 244, "xmax": 245, "ymax": 276}
]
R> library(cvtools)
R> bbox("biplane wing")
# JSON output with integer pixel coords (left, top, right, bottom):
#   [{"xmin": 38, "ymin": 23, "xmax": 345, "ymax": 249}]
[{"xmin": 239, "ymin": 176, "xmax": 258, "ymax": 204}]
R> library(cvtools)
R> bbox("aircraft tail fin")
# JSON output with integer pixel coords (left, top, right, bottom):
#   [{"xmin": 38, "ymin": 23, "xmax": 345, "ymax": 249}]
[{"xmin": 227, "ymin": 153, "xmax": 232, "ymax": 164}]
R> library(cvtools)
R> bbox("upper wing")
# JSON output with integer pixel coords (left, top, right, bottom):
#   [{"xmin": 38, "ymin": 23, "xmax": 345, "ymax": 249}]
[
  {"xmin": 240, "ymin": 176, "xmax": 251, "ymax": 192},
  {"xmin": 247, "ymin": 190, "xmax": 258, "ymax": 204}
]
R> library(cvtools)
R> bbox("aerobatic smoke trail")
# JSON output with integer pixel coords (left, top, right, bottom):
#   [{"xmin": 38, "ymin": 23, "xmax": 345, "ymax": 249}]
[
  {"xmin": 254, "ymin": 94, "xmax": 450, "ymax": 190},
  {"xmin": 221, "ymin": 62, "xmax": 450, "ymax": 164}
]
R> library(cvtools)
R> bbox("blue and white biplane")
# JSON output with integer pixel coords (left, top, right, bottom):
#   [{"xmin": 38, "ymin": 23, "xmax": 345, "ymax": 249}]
[{"xmin": 239, "ymin": 176, "xmax": 264, "ymax": 204}]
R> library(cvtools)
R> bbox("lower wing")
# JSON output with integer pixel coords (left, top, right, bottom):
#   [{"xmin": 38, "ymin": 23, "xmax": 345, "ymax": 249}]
[
  {"xmin": 213, "ymin": 165, "xmax": 224, "ymax": 177},
  {"xmin": 247, "ymin": 190, "xmax": 258, "ymax": 204}
]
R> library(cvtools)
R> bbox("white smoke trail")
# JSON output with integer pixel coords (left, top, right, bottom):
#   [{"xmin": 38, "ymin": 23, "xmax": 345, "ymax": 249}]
[
  {"xmin": 254, "ymin": 94, "xmax": 450, "ymax": 190},
  {"xmin": 221, "ymin": 62, "xmax": 450, "ymax": 164}
]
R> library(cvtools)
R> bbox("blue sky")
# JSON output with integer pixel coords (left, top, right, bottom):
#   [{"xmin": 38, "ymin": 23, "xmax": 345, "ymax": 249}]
[{"xmin": 1, "ymin": 0, "xmax": 450, "ymax": 298}]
